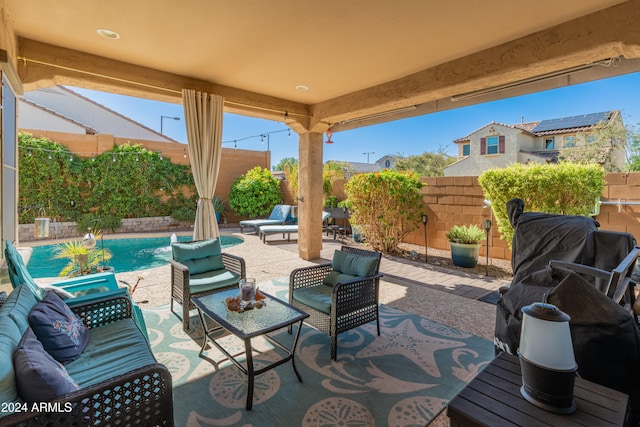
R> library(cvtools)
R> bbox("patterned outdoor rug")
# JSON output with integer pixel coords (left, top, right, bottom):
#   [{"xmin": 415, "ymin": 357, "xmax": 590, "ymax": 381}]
[{"xmin": 143, "ymin": 279, "xmax": 494, "ymax": 426}]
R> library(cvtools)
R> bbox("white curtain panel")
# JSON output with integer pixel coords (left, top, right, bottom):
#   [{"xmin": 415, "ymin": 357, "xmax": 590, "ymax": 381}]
[{"xmin": 182, "ymin": 89, "xmax": 224, "ymax": 240}]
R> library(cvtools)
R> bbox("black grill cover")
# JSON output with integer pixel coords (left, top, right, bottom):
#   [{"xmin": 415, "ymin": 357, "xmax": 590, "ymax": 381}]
[
  {"xmin": 507, "ymin": 198, "xmax": 599, "ymax": 285},
  {"xmin": 495, "ymin": 266, "xmax": 640, "ymax": 421}
]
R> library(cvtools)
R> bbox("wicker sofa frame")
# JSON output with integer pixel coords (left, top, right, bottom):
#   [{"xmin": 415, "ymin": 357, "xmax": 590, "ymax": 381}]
[
  {"xmin": 1, "ymin": 294, "xmax": 174, "ymax": 426},
  {"xmin": 170, "ymin": 250, "xmax": 246, "ymax": 330},
  {"xmin": 289, "ymin": 246, "xmax": 383, "ymax": 360}
]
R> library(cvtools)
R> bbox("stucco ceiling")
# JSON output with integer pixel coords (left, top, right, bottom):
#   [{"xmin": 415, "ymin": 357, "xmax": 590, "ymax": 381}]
[{"xmin": 6, "ymin": 0, "xmax": 639, "ymax": 131}]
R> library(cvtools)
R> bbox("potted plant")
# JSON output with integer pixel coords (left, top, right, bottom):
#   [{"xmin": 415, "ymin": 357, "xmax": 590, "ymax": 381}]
[
  {"xmin": 446, "ymin": 224, "xmax": 485, "ymax": 268},
  {"xmin": 212, "ymin": 196, "xmax": 226, "ymax": 224}
]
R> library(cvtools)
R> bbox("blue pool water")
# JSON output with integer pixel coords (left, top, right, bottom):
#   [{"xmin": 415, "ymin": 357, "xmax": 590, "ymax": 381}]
[{"xmin": 27, "ymin": 235, "xmax": 243, "ymax": 278}]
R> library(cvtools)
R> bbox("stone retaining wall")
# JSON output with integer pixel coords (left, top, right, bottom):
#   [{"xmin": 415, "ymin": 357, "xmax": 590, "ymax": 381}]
[{"xmin": 19, "ymin": 216, "xmax": 192, "ymax": 242}]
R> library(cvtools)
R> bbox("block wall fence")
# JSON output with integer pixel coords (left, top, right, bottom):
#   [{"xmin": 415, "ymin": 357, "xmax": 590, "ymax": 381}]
[{"xmin": 400, "ymin": 173, "xmax": 640, "ymax": 261}]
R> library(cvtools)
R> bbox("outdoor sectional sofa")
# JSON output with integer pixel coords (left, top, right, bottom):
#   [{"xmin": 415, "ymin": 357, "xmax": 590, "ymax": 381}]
[{"xmin": 0, "ymin": 283, "xmax": 173, "ymax": 426}]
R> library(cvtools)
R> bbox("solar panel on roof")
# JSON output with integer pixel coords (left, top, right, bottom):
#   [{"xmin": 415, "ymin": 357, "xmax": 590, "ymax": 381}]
[{"xmin": 532, "ymin": 112, "xmax": 610, "ymax": 133}]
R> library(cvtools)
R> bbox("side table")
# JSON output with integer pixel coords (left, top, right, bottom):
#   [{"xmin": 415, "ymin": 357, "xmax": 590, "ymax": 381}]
[{"xmin": 447, "ymin": 352, "xmax": 628, "ymax": 427}]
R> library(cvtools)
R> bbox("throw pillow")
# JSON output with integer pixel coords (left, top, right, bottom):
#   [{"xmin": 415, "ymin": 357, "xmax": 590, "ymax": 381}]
[
  {"xmin": 13, "ymin": 327, "xmax": 79, "ymax": 403},
  {"xmin": 28, "ymin": 291, "xmax": 89, "ymax": 364}
]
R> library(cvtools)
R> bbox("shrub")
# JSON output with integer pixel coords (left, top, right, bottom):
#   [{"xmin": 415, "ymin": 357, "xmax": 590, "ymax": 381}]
[
  {"xmin": 229, "ymin": 166, "xmax": 282, "ymax": 217},
  {"xmin": 344, "ymin": 170, "xmax": 424, "ymax": 253},
  {"xmin": 478, "ymin": 162, "xmax": 605, "ymax": 245}
]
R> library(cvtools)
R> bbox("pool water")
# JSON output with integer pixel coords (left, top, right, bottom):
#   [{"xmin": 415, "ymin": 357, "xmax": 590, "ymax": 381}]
[{"xmin": 27, "ymin": 235, "xmax": 243, "ymax": 278}]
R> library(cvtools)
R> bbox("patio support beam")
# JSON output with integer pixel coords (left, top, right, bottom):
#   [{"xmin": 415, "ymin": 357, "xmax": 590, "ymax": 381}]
[
  {"xmin": 16, "ymin": 38, "xmax": 312, "ymax": 132},
  {"xmin": 314, "ymin": 0, "xmax": 640, "ymax": 130},
  {"xmin": 297, "ymin": 131, "xmax": 324, "ymax": 260}
]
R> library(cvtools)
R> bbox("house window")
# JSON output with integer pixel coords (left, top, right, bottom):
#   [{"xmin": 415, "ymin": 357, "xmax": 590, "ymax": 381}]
[
  {"xmin": 480, "ymin": 135, "xmax": 505, "ymax": 155},
  {"xmin": 384, "ymin": 159, "xmax": 391, "ymax": 168},
  {"xmin": 544, "ymin": 138, "xmax": 555, "ymax": 149},
  {"xmin": 487, "ymin": 136, "xmax": 499, "ymax": 154},
  {"xmin": 564, "ymin": 135, "xmax": 576, "ymax": 148},
  {"xmin": 462, "ymin": 144, "xmax": 470, "ymax": 156}
]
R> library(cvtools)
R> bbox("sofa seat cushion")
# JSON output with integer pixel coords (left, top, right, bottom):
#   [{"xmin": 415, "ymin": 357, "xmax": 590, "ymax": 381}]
[
  {"xmin": 66, "ymin": 318, "xmax": 156, "ymax": 388},
  {"xmin": 293, "ymin": 285, "xmax": 333, "ymax": 314},
  {"xmin": 13, "ymin": 328, "xmax": 79, "ymax": 404},
  {"xmin": 189, "ymin": 269, "xmax": 241, "ymax": 294},
  {"xmin": 28, "ymin": 291, "xmax": 89, "ymax": 364},
  {"xmin": 172, "ymin": 238, "xmax": 224, "ymax": 274}
]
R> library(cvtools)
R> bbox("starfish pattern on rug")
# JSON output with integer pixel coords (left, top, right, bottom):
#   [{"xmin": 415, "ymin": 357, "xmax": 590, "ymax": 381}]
[{"xmin": 356, "ymin": 318, "xmax": 465, "ymax": 378}]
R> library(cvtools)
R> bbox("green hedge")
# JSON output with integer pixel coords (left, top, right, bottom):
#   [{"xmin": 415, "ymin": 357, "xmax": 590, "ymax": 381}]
[
  {"xmin": 18, "ymin": 133, "xmax": 196, "ymax": 230},
  {"xmin": 228, "ymin": 166, "xmax": 282, "ymax": 217},
  {"xmin": 478, "ymin": 162, "xmax": 605, "ymax": 245}
]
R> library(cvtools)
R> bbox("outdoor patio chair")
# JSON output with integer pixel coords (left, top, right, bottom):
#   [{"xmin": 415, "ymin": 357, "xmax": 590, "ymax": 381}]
[
  {"xmin": 170, "ymin": 237, "xmax": 246, "ymax": 330},
  {"xmin": 289, "ymin": 245, "xmax": 383, "ymax": 360},
  {"xmin": 239, "ymin": 204, "xmax": 291, "ymax": 234}
]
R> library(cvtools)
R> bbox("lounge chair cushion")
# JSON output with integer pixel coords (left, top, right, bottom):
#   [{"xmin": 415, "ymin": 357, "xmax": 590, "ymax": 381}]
[
  {"xmin": 0, "ymin": 316, "xmax": 22, "ymax": 404},
  {"xmin": 172, "ymin": 238, "xmax": 224, "ymax": 274},
  {"xmin": 13, "ymin": 327, "xmax": 79, "ymax": 403},
  {"xmin": 28, "ymin": 291, "xmax": 89, "ymax": 364},
  {"xmin": 293, "ymin": 285, "xmax": 333, "ymax": 314},
  {"xmin": 189, "ymin": 269, "xmax": 241, "ymax": 294}
]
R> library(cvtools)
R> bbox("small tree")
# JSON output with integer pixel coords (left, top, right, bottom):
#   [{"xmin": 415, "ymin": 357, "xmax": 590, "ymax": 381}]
[
  {"xmin": 229, "ymin": 166, "xmax": 282, "ymax": 217},
  {"xmin": 393, "ymin": 149, "xmax": 455, "ymax": 176},
  {"xmin": 559, "ymin": 118, "xmax": 637, "ymax": 172},
  {"xmin": 345, "ymin": 170, "xmax": 424, "ymax": 253}
]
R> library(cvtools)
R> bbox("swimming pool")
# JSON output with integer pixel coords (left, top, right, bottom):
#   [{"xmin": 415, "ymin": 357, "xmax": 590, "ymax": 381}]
[{"xmin": 26, "ymin": 235, "xmax": 243, "ymax": 278}]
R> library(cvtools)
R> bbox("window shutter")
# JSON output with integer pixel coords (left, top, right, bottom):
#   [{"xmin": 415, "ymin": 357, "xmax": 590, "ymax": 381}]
[
  {"xmin": 499, "ymin": 136, "xmax": 505, "ymax": 153},
  {"xmin": 480, "ymin": 138, "xmax": 486, "ymax": 155}
]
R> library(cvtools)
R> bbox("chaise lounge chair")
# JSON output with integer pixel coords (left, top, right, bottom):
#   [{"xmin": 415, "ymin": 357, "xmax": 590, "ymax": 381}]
[
  {"xmin": 258, "ymin": 211, "xmax": 331, "ymax": 243},
  {"xmin": 239, "ymin": 204, "xmax": 291, "ymax": 234}
]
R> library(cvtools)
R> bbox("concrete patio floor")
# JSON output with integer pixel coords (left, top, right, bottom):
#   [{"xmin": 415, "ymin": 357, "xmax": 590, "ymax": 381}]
[{"xmin": 33, "ymin": 229, "xmax": 510, "ymax": 427}]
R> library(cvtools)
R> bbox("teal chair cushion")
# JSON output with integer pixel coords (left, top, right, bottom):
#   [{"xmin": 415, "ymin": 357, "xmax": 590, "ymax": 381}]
[
  {"xmin": 330, "ymin": 250, "xmax": 378, "ymax": 278},
  {"xmin": 5, "ymin": 242, "xmax": 46, "ymax": 300},
  {"xmin": 323, "ymin": 271, "xmax": 358, "ymax": 287},
  {"xmin": 189, "ymin": 269, "xmax": 241, "ymax": 294},
  {"xmin": 293, "ymin": 285, "xmax": 333, "ymax": 314},
  {"xmin": 172, "ymin": 238, "xmax": 224, "ymax": 274}
]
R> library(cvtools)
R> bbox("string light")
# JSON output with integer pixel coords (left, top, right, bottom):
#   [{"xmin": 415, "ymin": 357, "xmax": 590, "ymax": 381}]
[{"xmin": 17, "ymin": 126, "xmax": 294, "ymax": 160}]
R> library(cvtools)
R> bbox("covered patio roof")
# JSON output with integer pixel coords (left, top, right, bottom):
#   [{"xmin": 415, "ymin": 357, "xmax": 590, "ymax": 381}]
[{"xmin": 3, "ymin": 0, "xmax": 640, "ymax": 258}]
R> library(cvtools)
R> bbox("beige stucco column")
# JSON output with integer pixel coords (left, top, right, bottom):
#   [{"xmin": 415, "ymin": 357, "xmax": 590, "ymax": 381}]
[{"xmin": 297, "ymin": 131, "xmax": 324, "ymax": 260}]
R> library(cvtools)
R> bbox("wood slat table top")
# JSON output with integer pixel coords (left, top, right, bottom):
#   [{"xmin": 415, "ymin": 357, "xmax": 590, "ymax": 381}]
[{"xmin": 447, "ymin": 352, "xmax": 628, "ymax": 427}]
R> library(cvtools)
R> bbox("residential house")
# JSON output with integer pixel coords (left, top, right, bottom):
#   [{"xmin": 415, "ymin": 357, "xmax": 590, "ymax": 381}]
[
  {"xmin": 330, "ymin": 154, "xmax": 400, "ymax": 177},
  {"xmin": 19, "ymin": 86, "xmax": 177, "ymax": 143},
  {"xmin": 444, "ymin": 111, "xmax": 625, "ymax": 176}
]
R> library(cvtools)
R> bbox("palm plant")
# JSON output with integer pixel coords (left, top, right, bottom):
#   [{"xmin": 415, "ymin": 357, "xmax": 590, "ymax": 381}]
[{"xmin": 53, "ymin": 233, "xmax": 113, "ymax": 277}]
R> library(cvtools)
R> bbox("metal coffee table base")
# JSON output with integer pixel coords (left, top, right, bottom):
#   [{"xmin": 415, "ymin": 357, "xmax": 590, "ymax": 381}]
[{"xmin": 196, "ymin": 310, "xmax": 306, "ymax": 410}]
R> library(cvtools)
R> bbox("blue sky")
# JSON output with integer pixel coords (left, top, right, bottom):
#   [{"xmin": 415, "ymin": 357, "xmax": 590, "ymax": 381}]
[{"xmin": 71, "ymin": 71, "xmax": 640, "ymax": 168}]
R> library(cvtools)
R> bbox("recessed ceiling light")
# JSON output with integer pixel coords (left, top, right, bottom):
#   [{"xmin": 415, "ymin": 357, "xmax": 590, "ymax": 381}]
[
  {"xmin": 97, "ymin": 28, "xmax": 120, "ymax": 39},
  {"xmin": 295, "ymin": 85, "xmax": 309, "ymax": 91}
]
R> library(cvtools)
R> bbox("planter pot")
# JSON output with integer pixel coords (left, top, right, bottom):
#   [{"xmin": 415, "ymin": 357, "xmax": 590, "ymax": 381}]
[{"xmin": 450, "ymin": 242, "xmax": 481, "ymax": 268}]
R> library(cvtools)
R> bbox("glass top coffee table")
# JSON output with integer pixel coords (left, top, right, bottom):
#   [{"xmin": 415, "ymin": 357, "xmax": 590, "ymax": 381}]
[{"xmin": 191, "ymin": 288, "xmax": 309, "ymax": 410}]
